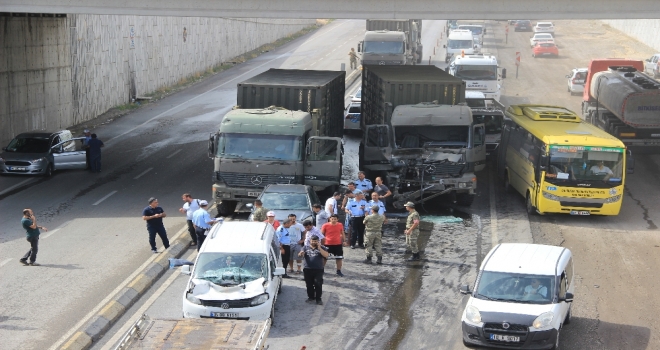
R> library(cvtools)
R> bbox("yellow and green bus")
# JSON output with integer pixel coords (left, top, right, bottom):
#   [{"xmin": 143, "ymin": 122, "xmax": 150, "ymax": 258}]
[{"xmin": 496, "ymin": 104, "xmax": 630, "ymax": 216}]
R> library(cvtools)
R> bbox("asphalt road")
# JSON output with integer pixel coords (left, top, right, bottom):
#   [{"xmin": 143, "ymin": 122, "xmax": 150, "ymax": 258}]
[{"xmin": 3, "ymin": 18, "xmax": 660, "ymax": 350}]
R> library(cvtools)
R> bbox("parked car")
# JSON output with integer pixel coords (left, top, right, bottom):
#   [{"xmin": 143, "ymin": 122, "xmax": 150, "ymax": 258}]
[
  {"xmin": 0, "ymin": 130, "xmax": 86, "ymax": 176},
  {"xmin": 344, "ymin": 101, "xmax": 361, "ymax": 132},
  {"xmin": 181, "ymin": 221, "xmax": 285, "ymax": 320},
  {"xmin": 644, "ymin": 53, "xmax": 660, "ymax": 78},
  {"xmin": 532, "ymin": 42, "xmax": 559, "ymax": 58},
  {"xmin": 248, "ymin": 184, "xmax": 320, "ymax": 224},
  {"xmin": 349, "ymin": 87, "xmax": 361, "ymax": 102},
  {"xmin": 566, "ymin": 68, "xmax": 588, "ymax": 95},
  {"xmin": 529, "ymin": 33, "xmax": 554, "ymax": 47},
  {"xmin": 460, "ymin": 243, "xmax": 574, "ymax": 349},
  {"xmin": 533, "ymin": 22, "xmax": 555, "ymax": 33},
  {"xmin": 514, "ymin": 20, "xmax": 532, "ymax": 32}
]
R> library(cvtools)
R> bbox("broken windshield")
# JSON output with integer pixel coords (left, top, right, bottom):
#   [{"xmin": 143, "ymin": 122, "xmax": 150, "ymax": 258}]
[
  {"xmin": 217, "ymin": 133, "xmax": 302, "ymax": 161},
  {"xmin": 453, "ymin": 64, "xmax": 498, "ymax": 80},
  {"xmin": 395, "ymin": 126, "xmax": 469, "ymax": 149},
  {"xmin": 193, "ymin": 253, "xmax": 268, "ymax": 286},
  {"xmin": 363, "ymin": 41, "xmax": 405, "ymax": 55}
]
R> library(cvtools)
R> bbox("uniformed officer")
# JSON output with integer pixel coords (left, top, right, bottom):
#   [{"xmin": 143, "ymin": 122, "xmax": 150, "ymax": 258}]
[
  {"xmin": 404, "ymin": 202, "xmax": 421, "ymax": 261},
  {"xmin": 346, "ymin": 192, "xmax": 368, "ymax": 249},
  {"xmin": 368, "ymin": 192, "xmax": 386, "ymax": 215},
  {"xmin": 363, "ymin": 205, "xmax": 387, "ymax": 264},
  {"xmin": 355, "ymin": 171, "xmax": 373, "ymax": 195},
  {"xmin": 348, "ymin": 48, "xmax": 359, "ymax": 70},
  {"xmin": 252, "ymin": 200, "xmax": 269, "ymax": 222}
]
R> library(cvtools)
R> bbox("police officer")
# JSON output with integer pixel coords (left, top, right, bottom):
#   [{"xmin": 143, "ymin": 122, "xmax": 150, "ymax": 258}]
[
  {"xmin": 403, "ymin": 202, "xmax": 421, "ymax": 261},
  {"xmin": 363, "ymin": 205, "xmax": 386, "ymax": 264},
  {"xmin": 368, "ymin": 192, "xmax": 386, "ymax": 215},
  {"xmin": 355, "ymin": 171, "xmax": 373, "ymax": 195},
  {"xmin": 346, "ymin": 192, "xmax": 368, "ymax": 249},
  {"xmin": 348, "ymin": 48, "xmax": 359, "ymax": 70}
]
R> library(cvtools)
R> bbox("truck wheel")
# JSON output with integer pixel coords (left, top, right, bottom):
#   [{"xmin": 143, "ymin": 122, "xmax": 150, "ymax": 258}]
[
  {"xmin": 456, "ymin": 193, "xmax": 475, "ymax": 206},
  {"xmin": 216, "ymin": 201, "xmax": 237, "ymax": 217}
]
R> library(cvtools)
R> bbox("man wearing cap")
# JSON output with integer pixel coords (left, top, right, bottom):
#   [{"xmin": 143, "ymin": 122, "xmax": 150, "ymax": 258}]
[
  {"xmin": 264, "ymin": 211, "xmax": 280, "ymax": 230},
  {"xmin": 252, "ymin": 200, "xmax": 269, "ymax": 222},
  {"xmin": 404, "ymin": 202, "xmax": 421, "ymax": 261},
  {"xmin": 346, "ymin": 191, "xmax": 368, "ymax": 249},
  {"xmin": 193, "ymin": 200, "xmax": 216, "ymax": 251},
  {"xmin": 363, "ymin": 205, "xmax": 387, "ymax": 264},
  {"xmin": 81, "ymin": 129, "xmax": 92, "ymax": 170},
  {"xmin": 142, "ymin": 198, "xmax": 170, "ymax": 253},
  {"xmin": 299, "ymin": 235, "xmax": 328, "ymax": 305}
]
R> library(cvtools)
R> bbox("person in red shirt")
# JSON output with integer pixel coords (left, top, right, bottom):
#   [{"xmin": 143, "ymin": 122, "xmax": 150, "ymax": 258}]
[
  {"xmin": 321, "ymin": 214, "xmax": 346, "ymax": 277},
  {"xmin": 264, "ymin": 211, "xmax": 280, "ymax": 230}
]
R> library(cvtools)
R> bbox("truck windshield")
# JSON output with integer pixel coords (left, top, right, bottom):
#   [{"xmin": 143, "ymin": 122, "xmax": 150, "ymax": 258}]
[
  {"xmin": 454, "ymin": 64, "xmax": 498, "ymax": 80},
  {"xmin": 217, "ymin": 133, "xmax": 301, "ymax": 161},
  {"xmin": 473, "ymin": 115, "xmax": 503, "ymax": 135},
  {"xmin": 447, "ymin": 39, "xmax": 473, "ymax": 49},
  {"xmin": 459, "ymin": 26, "xmax": 483, "ymax": 35},
  {"xmin": 394, "ymin": 126, "xmax": 469, "ymax": 148},
  {"xmin": 363, "ymin": 41, "xmax": 405, "ymax": 54},
  {"xmin": 545, "ymin": 145, "xmax": 624, "ymax": 186},
  {"xmin": 5, "ymin": 137, "xmax": 50, "ymax": 153},
  {"xmin": 260, "ymin": 193, "xmax": 309, "ymax": 210},
  {"xmin": 475, "ymin": 271, "xmax": 555, "ymax": 305}
]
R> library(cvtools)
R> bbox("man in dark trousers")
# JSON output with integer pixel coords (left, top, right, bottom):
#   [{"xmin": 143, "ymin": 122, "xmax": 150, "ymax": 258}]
[
  {"xmin": 299, "ymin": 235, "xmax": 328, "ymax": 305},
  {"xmin": 87, "ymin": 133, "xmax": 104, "ymax": 173},
  {"xmin": 81, "ymin": 129, "xmax": 92, "ymax": 169},
  {"xmin": 142, "ymin": 197, "xmax": 170, "ymax": 253},
  {"xmin": 20, "ymin": 208, "xmax": 48, "ymax": 266}
]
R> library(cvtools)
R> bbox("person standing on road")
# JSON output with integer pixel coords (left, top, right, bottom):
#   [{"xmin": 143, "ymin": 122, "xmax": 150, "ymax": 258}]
[
  {"xmin": 276, "ymin": 219, "xmax": 294, "ymax": 278},
  {"xmin": 321, "ymin": 214, "xmax": 346, "ymax": 277},
  {"xmin": 300, "ymin": 235, "xmax": 329, "ymax": 305},
  {"xmin": 363, "ymin": 205, "xmax": 386, "ymax": 265},
  {"xmin": 87, "ymin": 133, "xmax": 104, "ymax": 173},
  {"xmin": 404, "ymin": 202, "xmax": 421, "ymax": 261},
  {"xmin": 252, "ymin": 200, "xmax": 269, "ymax": 222},
  {"xmin": 325, "ymin": 192, "xmax": 341, "ymax": 216},
  {"xmin": 264, "ymin": 211, "xmax": 280, "ymax": 230},
  {"xmin": 355, "ymin": 171, "xmax": 373, "ymax": 195},
  {"xmin": 19, "ymin": 209, "xmax": 48, "ymax": 266},
  {"xmin": 373, "ymin": 177, "xmax": 392, "ymax": 200},
  {"xmin": 193, "ymin": 200, "xmax": 216, "ymax": 251},
  {"xmin": 313, "ymin": 204, "xmax": 329, "ymax": 229},
  {"xmin": 287, "ymin": 214, "xmax": 306, "ymax": 274},
  {"xmin": 346, "ymin": 192, "xmax": 367, "ymax": 249},
  {"xmin": 142, "ymin": 197, "xmax": 170, "ymax": 254},
  {"xmin": 368, "ymin": 192, "xmax": 386, "ymax": 215},
  {"xmin": 178, "ymin": 193, "xmax": 200, "ymax": 246},
  {"xmin": 81, "ymin": 129, "xmax": 92, "ymax": 170},
  {"xmin": 303, "ymin": 220, "xmax": 324, "ymax": 246},
  {"xmin": 348, "ymin": 48, "xmax": 359, "ymax": 70}
]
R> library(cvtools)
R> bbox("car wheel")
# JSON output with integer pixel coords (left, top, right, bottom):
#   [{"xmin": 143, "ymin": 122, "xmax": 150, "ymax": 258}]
[
  {"xmin": 526, "ymin": 192, "xmax": 537, "ymax": 215},
  {"xmin": 551, "ymin": 328, "xmax": 561, "ymax": 350},
  {"xmin": 564, "ymin": 305, "xmax": 572, "ymax": 324},
  {"xmin": 269, "ymin": 302, "xmax": 276, "ymax": 325},
  {"xmin": 43, "ymin": 163, "xmax": 53, "ymax": 177}
]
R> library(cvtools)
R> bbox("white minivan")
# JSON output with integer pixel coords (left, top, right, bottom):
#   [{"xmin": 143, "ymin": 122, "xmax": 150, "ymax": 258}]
[
  {"xmin": 460, "ymin": 243, "xmax": 574, "ymax": 350},
  {"xmin": 182, "ymin": 221, "xmax": 285, "ymax": 320},
  {"xmin": 444, "ymin": 29, "xmax": 480, "ymax": 63}
]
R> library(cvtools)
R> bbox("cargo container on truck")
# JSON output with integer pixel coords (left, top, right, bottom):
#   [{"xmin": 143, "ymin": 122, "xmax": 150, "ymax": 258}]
[
  {"xmin": 581, "ymin": 60, "xmax": 660, "ymax": 147},
  {"xmin": 358, "ymin": 19, "xmax": 423, "ymax": 65},
  {"xmin": 209, "ymin": 69, "xmax": 344, "ymax": 216},
  {"xmin": 359, "ymin": 65, "xmax": 485, "ymax": 207}
]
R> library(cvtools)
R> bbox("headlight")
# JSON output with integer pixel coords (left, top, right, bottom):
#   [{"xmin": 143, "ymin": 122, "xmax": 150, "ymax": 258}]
[
  {"xmin": 532, "ymin": 311, "xmax": 554, "ymax": 329},
  {"xmin": 542, "ymin": 191, "xmax": 560, "ymax": 201},
  {"xmin": 186, "ymin": 292, "xmax": 202, "ymax": 305},
  {"xmin": 250, "ymin": 293, "xmax": 269, "ymax": 306},
  {"xmin": 605, "ymin": 194, "xmax": 622, "ymax": 203},
  {"xmin": 458, "ymin": 182, "xmax": 467, "ymax": 188},
  {"xmin": 465, "ymin": 305, "xmax": 482, "ymax": 324},
  {"xmin": 31, "ymin": 157, "xmax": 46, "ymax": 163}
]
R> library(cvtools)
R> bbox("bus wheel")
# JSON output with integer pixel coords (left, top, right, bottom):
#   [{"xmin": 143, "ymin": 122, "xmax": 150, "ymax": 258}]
[
  {"xmin": 526, "ymin": 193, "xmax": 537, "ymax": 215},
  {"xmin": 504, "ymin": 173, "xmax": 513, "ymax": 193}
]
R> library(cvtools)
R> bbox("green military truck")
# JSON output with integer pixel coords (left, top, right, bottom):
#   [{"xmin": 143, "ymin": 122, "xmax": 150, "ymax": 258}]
[
  {"xmin": 209, "ymin": 69, "xmax": 345, "ymax": 216},
  {"xmin": 358, "ymin": 19, "xmax": 423, "ymax": 65}
]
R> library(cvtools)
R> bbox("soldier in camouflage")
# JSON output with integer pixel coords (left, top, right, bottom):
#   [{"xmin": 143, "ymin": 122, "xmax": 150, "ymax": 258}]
[
  {"xmin": 252, "ymin": 200, "xmax": 269, "ymax": 222},
  {"xmin": 363, "ymin": 205, "xmax": 387, "ymax": 264},
  {"xmin": 404, "ymin": 202, "xmax": 421, "ymax": 261}
]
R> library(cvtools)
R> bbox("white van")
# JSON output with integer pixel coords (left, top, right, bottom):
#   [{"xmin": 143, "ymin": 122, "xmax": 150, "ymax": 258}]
[
  {"xmin": 457, "ymin": 24, "xmax": 485, "ymax": 44},
  {"xmin": 182, "ymin": 221, "xmax": 285, "ymax": 320},
  {"xmin": 444, "ymin": 29, "xmax": 479, "ymax": 63},
  {"xmin": 460, "ymin": 243, "xmax": 574, "ymax": 349}
]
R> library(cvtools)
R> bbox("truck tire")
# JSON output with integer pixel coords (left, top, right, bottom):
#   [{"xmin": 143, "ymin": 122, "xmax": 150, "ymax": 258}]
[
  {"xmin": 216, "ymin": 201, "xmax": 237, "ymax": 217},
  {"xmin": 526, "ymin": 192, "xmax": 537, "ymax": 215},
  {"xmin": 456, "ymin": 193, "xmax": 475, "ymax": 206}
]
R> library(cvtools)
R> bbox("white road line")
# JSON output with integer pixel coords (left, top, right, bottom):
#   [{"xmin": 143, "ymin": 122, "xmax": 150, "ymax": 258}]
[
  {"xmin": 133, "ymin": 168, "xmax": 153, "ymax": 180},
  {"xmin": 0, "ymin": 258, "xmax": 12, "ymax": 267},
  {"xmin": 0, "ymin": 178, "xmax": 34, "ymax": 196},
  {"xmin": 100, "ymin": 250, "xmax": 197, "ymax": 350},
  {"xmin": 47, "ymin": 225, "xmax": 190, "ymax": 350},
  {"xmin": 93, "ymin": 191, "xmax": 118, "ymax": 206},
  {"xmin": 166, "ymin": 149, "xmax": 182, "ymax": 158},
  {"xmin": 489, "ymin": 171, "xmax": 499, "ymax": 246},
  {"xmin": 41, "ymin": 229, "xmax": 59, "ymax": 239}
]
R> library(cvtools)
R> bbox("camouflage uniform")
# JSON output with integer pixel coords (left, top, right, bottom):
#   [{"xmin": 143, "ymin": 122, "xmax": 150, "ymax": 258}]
[
  {"xmin": 363, "ymin": 213, "xmax": 385, "ymax": 257},
  {"xmin": 349, "ymin": 50, "xmax": 359, "ymax": 70},
  {"xmin": 405, "ymin": 210, "xmax": 421, "ymax": 254},
  {"xmin": 253, "ymin": 207, "xmax": 269, "ymax": 223}
]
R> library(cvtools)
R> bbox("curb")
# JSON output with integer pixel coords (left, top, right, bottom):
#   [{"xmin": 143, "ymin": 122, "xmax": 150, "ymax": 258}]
[
  {"xmin": 345, "ymin": 68, "xmax": 361, "ymax": 88},
  {"xmin": 60, "ymin": 235, "xmax": 190, "ymax": 350}
]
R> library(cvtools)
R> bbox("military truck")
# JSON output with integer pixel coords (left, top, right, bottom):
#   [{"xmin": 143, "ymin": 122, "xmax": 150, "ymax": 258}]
[
  {"xmin": 359, "ymin": 65, "xmax": 485, "ymax": 207},
  {"xmin": 209, "ymin": 69, "xmax": 344, "ymax": 216},
  {"xmin": 358, "ymin": 19, "xmax": 423, "ymax": 65}
]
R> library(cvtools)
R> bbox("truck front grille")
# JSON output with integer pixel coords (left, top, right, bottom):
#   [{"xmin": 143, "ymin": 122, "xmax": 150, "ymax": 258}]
[
  {"xmin": 219, "ymin": 172, "xmax": 299, "ymax": 188},
  {"xmin": 424, "ymin": 163, "xmax": 465, "ymax": 176}
]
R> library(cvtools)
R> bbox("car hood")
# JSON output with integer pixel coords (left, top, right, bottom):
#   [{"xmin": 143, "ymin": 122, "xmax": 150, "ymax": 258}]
[
  {"xmin": 271, "ymin": 210, "xmax": 314, "ymax": 223},
  {"xmin": 191, "ymin": 277, "xmax": 267, "ymax": 300},
  {"xmin": 468, "ymin": 297, "xmax": 555, "ymax": 325},
  {"xmin": 0, "ymin": 151, "xmax": 48, "ymax": 161}
]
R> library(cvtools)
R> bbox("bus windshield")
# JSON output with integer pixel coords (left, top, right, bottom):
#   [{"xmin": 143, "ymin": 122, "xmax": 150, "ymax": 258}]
[
  {"xmin": 217, "ymin": 133, "xmax": 302, "ymax": 161},
  {"xmin": 545, "ymin": 145, "xmax": 624, "ymax": 186}
]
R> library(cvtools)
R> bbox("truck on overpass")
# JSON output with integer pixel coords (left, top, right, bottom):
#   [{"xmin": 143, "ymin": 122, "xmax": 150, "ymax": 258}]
[{"xmin": 358, "ymin": 19, "xmax": 423, "ymax": 65}]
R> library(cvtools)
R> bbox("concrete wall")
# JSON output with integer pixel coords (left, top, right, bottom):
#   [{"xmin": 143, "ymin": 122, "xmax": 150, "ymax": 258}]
[
  {"xmin": 0, "ymin": 15, "xmax": 315, "ymax": 147},
  {"xmin": 602, "ymin": 19, "xmax": 660, "ymax": 52}
]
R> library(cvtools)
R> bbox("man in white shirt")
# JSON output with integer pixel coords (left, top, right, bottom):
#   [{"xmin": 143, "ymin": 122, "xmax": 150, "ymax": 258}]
[
  {"xmin": 287, "ymin": 214, "xmax": 306, "ymax": 274},
  {"xmin": 178, "ymin": 193, "xmax": 200, "ymax": 246},
  {"xmin": 523, "ymin": 278, "xmax": 548, "ymax": 299},
  {"xmin": 325, "ymin": 192, "xmax": 341, "ymax": 216},
  {"xmin": 590, "ymin": 160, "xmax": 613, "ymax": 181}
]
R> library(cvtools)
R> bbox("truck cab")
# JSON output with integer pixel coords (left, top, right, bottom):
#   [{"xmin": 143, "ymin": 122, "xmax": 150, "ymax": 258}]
[
  {"xmin": 359, "ymin": 19, "xmax": 422, "ymax": 65},
  {"xmin": 448, "ymin": 53, "xmax": 505, "ymax": 102}
]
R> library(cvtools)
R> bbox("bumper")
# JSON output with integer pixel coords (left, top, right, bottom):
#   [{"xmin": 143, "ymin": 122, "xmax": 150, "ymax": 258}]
[
  {"xmin": 462, "ymin": 322, "xmax": 557, "ymax": 349},
  {"xmin": 183, "ymin": 298, "xmax": 272, "ymax": 320},
  {"xmin": 537, "ymin": 200, "xmax": 621, "ymax": 216},
  {"xmin": 344, "ymin": 118, "xmax": 361, "ymax": 130},
  {"xmin": 213, "ymin": 184, "xmax": 262, "ymax": 205},
  {"xmin": 0, "ymin": 163, "xmax": 48, "ymax": 175}
]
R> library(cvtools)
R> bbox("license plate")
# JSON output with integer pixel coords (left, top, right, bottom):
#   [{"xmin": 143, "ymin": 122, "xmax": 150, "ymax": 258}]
[
  {"xmin": 9, "ymin": 166, "xmax": 27, "ymax": 171},
  {"xmin": 570, "ymin": 210, "xmax": 590, "ymax": 216},
  {"xmin": 490, "ymin": 334, "xmax": 520, "ymax": 342},
  {"xmin": 210, "ymin": 312, "xmax": 238, "ymax": 318},
  {"xmin": 247, "ymin": 192, "xmax": 260, "ymax": 197}
]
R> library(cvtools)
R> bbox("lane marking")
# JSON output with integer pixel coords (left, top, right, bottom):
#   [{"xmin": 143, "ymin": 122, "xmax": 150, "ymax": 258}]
[
  {"xmin": 47, "ymin": 225, "xmax": 189, "ymax": 350},
  {"xmin": 93, "ymin": 191, "xmax": 118, "ymax": 206},
  {"xmin": 166, "ymin": 149, "xmax": 182, "ymax": 159},
  {"xmin": 133, "ymin": 168, "xmax": 153, "ymax": 180},
  {"xmin": 489, "ymin": 169, "xmax": 499, "ymax": 246},
  {"xmin": 40, "ymin": 229, "xmax": 59, "ymax": 239},
  {"xmin": 100, "ymin": 249, "xmax": 197, "ymax": 350},
  {"xmin": 0, "ymin": 258, "xmax": 12, "ymax": 267},
  {"xmin": 0, "ymin": 178, "xmax": 34, "ymax": 196}
]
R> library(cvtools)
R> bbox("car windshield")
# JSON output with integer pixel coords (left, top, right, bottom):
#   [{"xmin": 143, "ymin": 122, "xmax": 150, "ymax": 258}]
[
  {"xmin": 448, "ymin": 39, "xmax": 473, "ymax": 49},
  {"xmin": 347, "ymin": 105, "xmax": 361, "ymax": 114},
  {"xmin": 217, "ymin": 133, "xmax": 301, "ymax": 161},
  {"xmin": 194, "ymin": 253, "xmax": 268, "ymax": 286},
  {"xmin": 518, "ymin": 21, "xmax": 531, "ymax": 25},
  {"xmin": 535, "ymin": 34, "xmax": 553, "ymax": 39},
  {"xmin": 363, "ymin": 41, "xmax": 404, "ymax": 55},
  {"xmin": 475, "ymin": 271, "xmax": 555, "ymax": 304},
  {"xmin": 545, "ymin": 145, "xmax": 624, "ymax": 187},
  {"xmin": 538, "ymin": 23, "xmax": 553, "ymax": 27},
  {"xmin": 454, "ymin": 64, "xmax": 498, "ymax": 80},
  {"xmin": 539, "ymin": 43, "xmax": 556, "ymax": 48},
  {"xmin": 459, "ymin": 26, "xmax": 483, "ymax": 35},
  {"xmin": 575, "ymin": 72, "xmax": 587, "ymax": 80},
  {"xmin": 260, "ymin": 192, "xmax": 309, "ymax": 210},
  {"xmin": 4, "ymin": 137, "xmax": 50, "ymax": 153}
]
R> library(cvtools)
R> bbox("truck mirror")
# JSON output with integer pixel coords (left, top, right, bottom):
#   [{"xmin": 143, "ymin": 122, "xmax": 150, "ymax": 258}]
[
  {"xmin": 561, "ymin": 292, "xmax": 574, "ymax": 302},
  {"xmin": 459, "ymin": 284, "xmax": 471, "ymax": 294},
  {"xmin": 501, "ymin": 68, "xmax": 507, "ymax": 79},
  {"xmin": 357, "ymin": 42, "xmax": 362, "ymax": 53},
  {"xmin": 539, "ymin": 154, "xmax": 549, "ymax": 171},
  {"xmin": 181, "ymin": 265, "xmax": 191, "ymax": 275},
  {"xmin": 273, "ymin": 267, "xmax": 285, "ymax": 276},
  {"xmin": 627, "ymin": 150, "xmax": 635, "ymax": 174},
  {"xmin": 208, "ymin": 133, "xmax": 216, "ymax": 158},
  {"xmin": 443, "ymin": 44, "xmax": 446, "ymax": 48}
]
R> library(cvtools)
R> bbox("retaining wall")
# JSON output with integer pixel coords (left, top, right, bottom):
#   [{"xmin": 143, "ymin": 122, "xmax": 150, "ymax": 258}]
[{"xmin": 602, "ymin": 19, "xmax": 660, "ymax": 52}]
